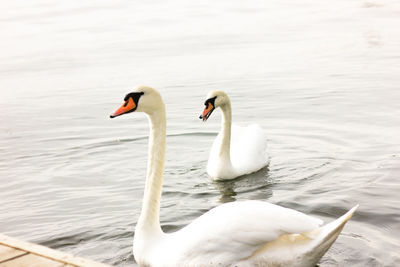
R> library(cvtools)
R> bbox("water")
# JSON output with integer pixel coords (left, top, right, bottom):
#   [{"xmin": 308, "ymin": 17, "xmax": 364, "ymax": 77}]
[{"xmin": 1, "ymin": 0, "xmax": 400, "ymax": 266}]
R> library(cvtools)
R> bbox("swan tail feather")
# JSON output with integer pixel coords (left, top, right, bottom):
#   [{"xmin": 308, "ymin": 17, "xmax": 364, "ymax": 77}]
[
  {"xmin": 301, "ymin": 204, "xmax": 359, "ymax": 266},
  {"xmin": 242, "ymin": 205, "xmax": 358, "ymax": 267}
]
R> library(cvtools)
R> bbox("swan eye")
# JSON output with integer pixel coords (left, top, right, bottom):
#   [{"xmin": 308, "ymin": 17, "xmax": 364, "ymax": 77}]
[
  {"xmin": 204, "ymin": 96, "xmax": 217, "ymax": 107},
  {"xmin": 124, "ymin": 92, "xmax": 145, "ymax": 102}
]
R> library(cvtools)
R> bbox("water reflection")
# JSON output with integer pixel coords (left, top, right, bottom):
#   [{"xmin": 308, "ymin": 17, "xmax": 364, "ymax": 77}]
[{"xmin": 212, "ymin": 167, "xmax": 272, "ymax": 203}]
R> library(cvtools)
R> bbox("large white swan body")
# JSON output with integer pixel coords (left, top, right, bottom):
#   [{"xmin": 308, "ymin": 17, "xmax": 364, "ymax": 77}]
[
  {"xmin": 110, "ymin": 86, "xmax": 357, "ymax": 267},
  {"xmin": 201, "ymin": 91, "xmax": 269, "ymax": 180},
  {"xmin": 208, "ymin": 124, "xmax": 269, "ymax": 180}
]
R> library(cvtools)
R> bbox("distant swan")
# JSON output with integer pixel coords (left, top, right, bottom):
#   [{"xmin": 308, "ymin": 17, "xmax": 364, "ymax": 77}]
[
  {"xmin": 200, "ymin": 90, "xmax": 269, "ymax": 180},
  {"xmin": 110, "ymin": 86, "xmax": 358, "ymax": 267}
]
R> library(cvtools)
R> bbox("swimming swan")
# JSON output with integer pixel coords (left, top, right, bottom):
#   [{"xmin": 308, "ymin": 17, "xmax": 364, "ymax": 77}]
[
  {"xmin": 110, "ymin": 86, "xmax": 358, "ymax": 267},
  {"xmin": 200, "ymin": 90, "xmax": 269, "ymax": 180}
]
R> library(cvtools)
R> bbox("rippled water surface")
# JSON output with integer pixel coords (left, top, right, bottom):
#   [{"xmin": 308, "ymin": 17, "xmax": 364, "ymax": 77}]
[{"xmin": 1, "ymin": 0, "xmax": 400, "ymax": 266}]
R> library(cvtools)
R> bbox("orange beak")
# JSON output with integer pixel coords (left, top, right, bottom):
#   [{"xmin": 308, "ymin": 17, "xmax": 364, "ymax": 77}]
[
  {"xmin": 110, "ymin": 97, "xmax": 136, "ymax": 118},
  {"xmin": 199, "ymin": 103, "xmax": 214, "ymax": 121}
]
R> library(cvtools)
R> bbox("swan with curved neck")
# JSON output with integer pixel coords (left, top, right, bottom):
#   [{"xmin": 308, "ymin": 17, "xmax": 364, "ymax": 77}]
[
  {"xmin": 200, "ymin": 90, "xmax": 270, "ymax": 180},
  {"xmin": 110, "ymin": 86, "xmax": 358, "ymax": 267}
]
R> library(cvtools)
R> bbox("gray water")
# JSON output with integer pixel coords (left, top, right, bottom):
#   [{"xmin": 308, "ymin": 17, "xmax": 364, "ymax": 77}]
[{"xmin": 1, "ymin": 0, "xmax": 400, "ymax": 266}]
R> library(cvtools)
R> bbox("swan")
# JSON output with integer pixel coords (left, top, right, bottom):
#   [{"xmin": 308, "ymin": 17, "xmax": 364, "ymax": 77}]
[
  {"xmin": 199, "ymin": 90, "xmax": 269, "ymax": 180},
  {"xmin": 110, "ymin": 85, "xmax": 358, "ymax": 267}
]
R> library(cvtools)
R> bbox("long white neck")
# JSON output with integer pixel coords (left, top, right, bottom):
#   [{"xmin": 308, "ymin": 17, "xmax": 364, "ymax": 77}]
[
  {"xmin": 218, "ymin": 100, "xmax": 232, "ymax": 163},
  {"xmin": 136, "ymin": 105, "xmax": 166, "ymax": 235}
]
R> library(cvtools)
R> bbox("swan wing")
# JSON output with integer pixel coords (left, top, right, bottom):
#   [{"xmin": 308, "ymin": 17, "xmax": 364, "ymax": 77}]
[
  {"xmin": 230, "ymin": 124, "xmax": 269, "ymax": 175},
  {"xmin": 166, "ymin": 200, "xmax": 323, "ymax": 265}
]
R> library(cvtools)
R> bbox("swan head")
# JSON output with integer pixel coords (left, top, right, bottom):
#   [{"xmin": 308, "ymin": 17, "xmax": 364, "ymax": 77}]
[
  {"xmin": 199, "ymin": 90, "xmax": 229, "ymax": 121},
  {"xmin": 110, "ymin": 85, "xmax": 163, "ymax": 118}
]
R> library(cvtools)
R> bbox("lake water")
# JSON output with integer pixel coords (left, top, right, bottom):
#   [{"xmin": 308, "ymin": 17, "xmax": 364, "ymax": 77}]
[{"xmin": 1, "ymin": 0, "xmax": 399, "ymax": 266}]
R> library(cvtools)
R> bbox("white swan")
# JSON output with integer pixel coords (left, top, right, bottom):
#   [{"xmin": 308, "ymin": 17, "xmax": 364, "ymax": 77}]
[
  {"xmin": 110, "ymin": 86, "xmax": 358, "ymax": 267},
  {"xmin": 199, "ymin": 90, "xmax": 269, "ymax": 180}
]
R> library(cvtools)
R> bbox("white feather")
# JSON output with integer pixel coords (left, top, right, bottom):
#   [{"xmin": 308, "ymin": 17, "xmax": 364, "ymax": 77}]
[{"xmin": 208, "ymin": 124, "xmax": 269, "ymax": 179}]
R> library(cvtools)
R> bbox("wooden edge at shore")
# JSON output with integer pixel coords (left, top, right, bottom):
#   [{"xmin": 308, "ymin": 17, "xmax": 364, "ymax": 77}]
[{"xmin": 0, "ymin": 233, "xmax": 112, "ymax": 267}]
